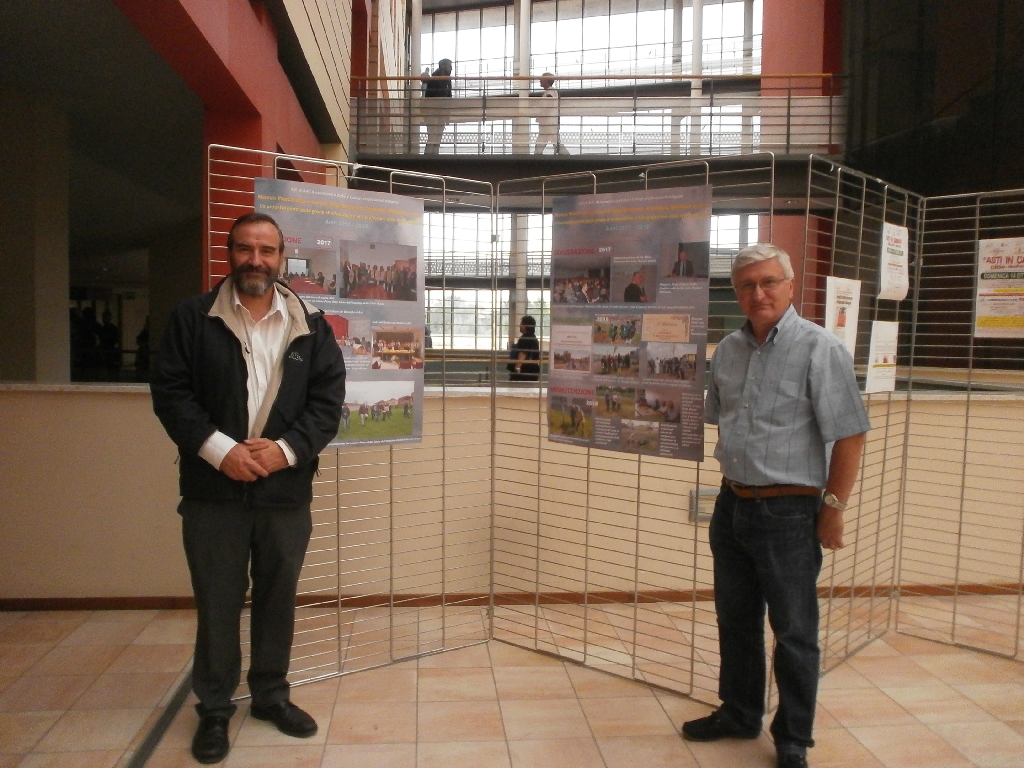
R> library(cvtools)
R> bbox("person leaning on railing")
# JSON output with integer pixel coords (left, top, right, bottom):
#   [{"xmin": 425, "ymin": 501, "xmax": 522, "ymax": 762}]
[{"xmin": 423, "ymin": 58, "xmax": 453, "ymax": 154}]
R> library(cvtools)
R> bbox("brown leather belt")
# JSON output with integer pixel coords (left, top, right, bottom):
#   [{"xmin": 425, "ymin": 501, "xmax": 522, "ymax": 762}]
[{"xmin": 722, "ymin": 478, "xmax": 821, "ymax": 500}]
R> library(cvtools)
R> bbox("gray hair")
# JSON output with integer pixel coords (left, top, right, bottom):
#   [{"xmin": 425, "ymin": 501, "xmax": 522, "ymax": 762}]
[{"xmin": 731, "ymin": 243, "xmax": 795, "ymax": 287}]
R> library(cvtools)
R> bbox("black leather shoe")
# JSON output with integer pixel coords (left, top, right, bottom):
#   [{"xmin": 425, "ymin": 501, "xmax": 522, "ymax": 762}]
[
  {"xmin": 681, "ymin": 709, "xmax": 760, "ymax": 742},
  {"xmin": 777, "ymin": 753, "xmax": 809, "ymax": 768},
  {"xmin": 250, "ymin": 700, "xmax": 318, "ymax": 738},
  {"xmin": 191, "ymin": 715, "xmax": 230, "ymax": 764}
]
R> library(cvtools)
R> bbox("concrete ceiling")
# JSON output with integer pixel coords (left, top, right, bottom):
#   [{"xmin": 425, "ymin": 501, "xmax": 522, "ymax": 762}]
[{"xmin": 0, "ymin": 0, "xmax": 205, "ymax": 281}]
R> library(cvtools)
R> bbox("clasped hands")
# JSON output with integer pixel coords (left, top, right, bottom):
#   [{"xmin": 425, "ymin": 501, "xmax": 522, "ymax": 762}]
[{"xmin": 220, "ymin": 438, "xmax": 288, "ymax": 481}]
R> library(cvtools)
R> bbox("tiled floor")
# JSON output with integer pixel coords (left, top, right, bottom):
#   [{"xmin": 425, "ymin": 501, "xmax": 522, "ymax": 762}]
[{"xmin": 2, "ymin": 609, "xmax": 1023, "ymax": 768}]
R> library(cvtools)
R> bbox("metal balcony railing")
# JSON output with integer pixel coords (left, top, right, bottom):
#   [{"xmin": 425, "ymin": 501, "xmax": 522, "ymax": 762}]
[{"xmin": 353, "ymin": 74, "xmax": 845, "ymax": 158}]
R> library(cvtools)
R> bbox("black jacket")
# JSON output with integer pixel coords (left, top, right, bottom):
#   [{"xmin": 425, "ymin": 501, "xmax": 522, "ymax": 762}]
[{"xmin": 151, "ymin": 278, "xmax": 346, "ymax": 508}]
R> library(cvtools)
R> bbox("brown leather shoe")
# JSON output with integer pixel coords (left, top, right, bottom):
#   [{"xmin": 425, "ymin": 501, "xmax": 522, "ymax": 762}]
[
  {"xmin": 191, "ymin": 715, "xmax": 230, "ymax": 764},
  {"xmin": 250, "ymin": 700, "xmax": 318, "ymax": 738}
]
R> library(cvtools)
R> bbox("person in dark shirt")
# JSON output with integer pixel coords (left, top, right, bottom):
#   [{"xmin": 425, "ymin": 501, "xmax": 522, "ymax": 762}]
[
  {"xmin": 671, "ymin": 247, "xmax": 695, "ymax": 277},
  {"xmin": 508, "ymin": 315, "xmax": 541, "ymax": 382},
  {"xmin": 423, "ymin": 58, "xmax": 453, "ymax": 154},
  {"xmin": 623, "ymin": 271, "xmax": 647, "ymax": 302}
]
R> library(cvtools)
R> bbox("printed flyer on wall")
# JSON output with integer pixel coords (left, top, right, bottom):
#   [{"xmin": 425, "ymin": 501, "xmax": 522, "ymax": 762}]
[
  {"xmin": 864, "ymin": 320, "xmax": 899, "ymax": 394},
  {"xmin": 877, "ymin": 222, "xmax": 910, "ymax": 301},
  {"xmin": 546, "ymin": 185, "xmax": 711, "ymax": 461},
  {"xmin": 825, "ymin": 276, "xmax": 862, "ymax": 357},
  {"xmin": 974, "ymin": 237, "xmax": 1024, "ymax": 339},
  {"xmin": 255, "ymin": 177, "xmax": 425, "ymax": 446}
]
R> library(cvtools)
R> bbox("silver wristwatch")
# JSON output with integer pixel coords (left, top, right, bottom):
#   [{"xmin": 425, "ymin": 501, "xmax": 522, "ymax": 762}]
[{"xmin": 822, "ymin": 492, "xmax": 848, "ymax": 512}]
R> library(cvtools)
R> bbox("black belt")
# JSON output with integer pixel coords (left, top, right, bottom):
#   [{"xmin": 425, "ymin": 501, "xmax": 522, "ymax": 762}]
[{"xmin": 722, "ymin": 478, "xmax": 821, "ymax": 500}]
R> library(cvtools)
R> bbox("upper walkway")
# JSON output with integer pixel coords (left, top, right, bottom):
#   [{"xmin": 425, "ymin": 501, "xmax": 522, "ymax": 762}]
[{"xmin": 353, "ymin": 74, "xmax": 844, "ymax": 162}]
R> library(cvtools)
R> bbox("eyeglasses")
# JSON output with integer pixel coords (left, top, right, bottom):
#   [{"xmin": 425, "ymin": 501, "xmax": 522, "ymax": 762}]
[{"xmin": 735, "ymin": 277, "xmax": 789, "ymax": 295}]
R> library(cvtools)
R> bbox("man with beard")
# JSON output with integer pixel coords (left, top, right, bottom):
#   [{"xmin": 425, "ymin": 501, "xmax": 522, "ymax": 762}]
[{"xmin": 151, "ymin": 212, "xmax": 345, "ymax": 765}]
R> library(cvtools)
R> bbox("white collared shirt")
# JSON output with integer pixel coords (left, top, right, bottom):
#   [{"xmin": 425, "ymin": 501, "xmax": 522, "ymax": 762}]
[{"xmin": 198, "ymin": 286, "xmax": 298, "ymax": 470}]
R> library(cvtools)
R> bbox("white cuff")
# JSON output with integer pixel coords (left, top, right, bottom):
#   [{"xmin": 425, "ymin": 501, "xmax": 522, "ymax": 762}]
[
  {"xmin": 198, "ymin": 431, "xmax": 238, "ymax": 470},
  {"xmin": 276, "ymin": 439, "xmax": 298, "ymax": 467}
]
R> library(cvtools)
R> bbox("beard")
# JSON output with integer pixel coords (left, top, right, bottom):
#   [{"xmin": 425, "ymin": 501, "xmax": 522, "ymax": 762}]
[{"xmin": 233, "ymin": 264, "xmax": 276, "ymax": 297}]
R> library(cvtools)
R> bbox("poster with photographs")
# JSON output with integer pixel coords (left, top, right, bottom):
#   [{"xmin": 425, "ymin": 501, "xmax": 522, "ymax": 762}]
[
  {"xmin": 547, "ymin": 186, "xmax": 712, "ymax": 461},
  {"xmin": 255, "ymin": 178, "xmax": 424, "ymax": 446}
]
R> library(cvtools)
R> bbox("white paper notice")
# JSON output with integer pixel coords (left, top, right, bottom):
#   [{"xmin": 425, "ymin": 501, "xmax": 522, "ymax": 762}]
[
  {"xmin": 877, "ymin": 222, "xmax": 909, "ymax": 301},
  {"xmin": 865, "ymin": 321, "xmax": 899, "ymax": 393},
  {"xmin": 824, "ymin": 276, "xmax": 861, "ymax": 358},
  {"xmin": 974, "ymin": 237, "xmax": 1024, "ymax": 338}
]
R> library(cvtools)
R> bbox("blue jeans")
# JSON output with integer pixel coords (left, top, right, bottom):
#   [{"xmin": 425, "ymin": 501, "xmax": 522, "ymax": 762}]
[{"xmin": 709, "ymin": 485, "xmax": 823, "ymax": 754}]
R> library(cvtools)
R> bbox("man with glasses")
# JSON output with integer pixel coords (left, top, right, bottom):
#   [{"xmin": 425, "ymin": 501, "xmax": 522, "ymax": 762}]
[{"xmin": 682, "ymin": 243, "xmax": 870, "ymax": 768}]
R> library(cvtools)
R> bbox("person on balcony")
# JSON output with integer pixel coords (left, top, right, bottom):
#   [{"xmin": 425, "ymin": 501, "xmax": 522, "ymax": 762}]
[
  {"xmin": 534, "ymin": 73, "xmax": 570, "ymax": 155},
  {"xmin": 507, "ymin": 315, "xmax": 541, "ymax": 381},
  {"xmin": 423, "ymin": 58, "xmax": 453, "ymax": 154}
]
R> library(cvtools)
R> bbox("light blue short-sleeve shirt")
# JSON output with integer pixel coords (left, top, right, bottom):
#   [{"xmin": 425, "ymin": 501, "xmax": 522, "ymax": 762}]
[{"xmin": 705, "ymin": 305, "xmax": 871, "ymax": 488}]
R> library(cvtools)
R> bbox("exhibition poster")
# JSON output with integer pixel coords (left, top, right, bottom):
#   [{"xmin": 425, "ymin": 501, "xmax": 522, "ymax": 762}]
[
  {"xmin": 825, "ymin": 276, "xmax": 861, "ymax": 358},
  {"xmin": 547, "ymin": 185, "xmax": 712, "ymax": 461},
  {"xmin": 864, "ymin": 321, "xmax": 899, "ymax": 394},
  {"xmin": 974, "ymin": 237, "xmax": 1024, "ymax": 339},
  {"xmin": 255, "ymin": 178, "xmax": 425, "ymax": 446},
  {"xmin": 877, "ymin": 222, "xmax": 910, "ymax": 301}
]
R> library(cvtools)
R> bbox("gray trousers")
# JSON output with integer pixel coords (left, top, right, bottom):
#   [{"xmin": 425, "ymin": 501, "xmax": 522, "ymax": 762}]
[{"xmin": 180, "ymin": 498, "xmax": 312, "ymax": 718}]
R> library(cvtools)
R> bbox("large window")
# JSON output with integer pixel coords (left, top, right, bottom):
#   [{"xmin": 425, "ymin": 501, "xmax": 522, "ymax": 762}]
[{"xmin": 420, "ymin": 0, "xmax": 761, "ymax": 85}]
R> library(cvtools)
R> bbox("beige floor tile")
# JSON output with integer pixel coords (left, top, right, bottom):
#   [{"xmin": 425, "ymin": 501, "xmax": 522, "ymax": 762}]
[
  {"xmin": 0, "ymin": 679, "xmax": 10, "ymax": 695},
  {"xmin": 417, "ymin": 740, "xmax": 511, "ymax": 768},
  {"xmin": 851, "ymin": 637, "xmax": 902, "ymax": 658},
  {"xmin": 16, "ymin": 751, "xmax": 122, "ymax": 768},
  {"xmin": 850, "ymin": 723, "xmax": 974, "ymax": 768},
  {"xmin": 493, "ymin": 665, "xmax": 576, "ymax": 700},
  {"xmin": 0, "ymin": 616, "xmax": 85, "ymax": 645},
  {"xmin": 814, "ymin": 702, "xmax": 841, "ymax": 729},
  {"xmin": 811, "ymin": 727, "xmax": 887, "ymax": 768},
  {"xmin": 880, "ymin": 682, "xmax": 998, "ymax": 724},
  {"xmin": 58, "ymin": 620, "xmax": 149, "ymax": 647},
  {"xmin": 320, "ymin": 743, "xmax": 417, "ymax": 768},
  {"xmin": 0, "ymin": 644, "xmax": 54, "ymax": 678},
  {"xmin": 139, "ymin": 748, "xmax": 203, "ymax": 768},
  {"xmin": 105, "ymin": 644, "xmax": 193, "ymax": 674},
  {"xmin": 817, "ymin": 663, "xmax": 875, "ymax": 690},
  {"xmin": 507, "ymin": 738, "xmax": 606, "ymax": 768},
  {"xmin": 500, "ymin": 698, "xmax": 592, "ymax": 741},
  {"xmin": 488, "ymin": 642, "xmax": 564, "ymax": 668},
  {"xmin": 882, "ymin": 633, "xmax": 958, "ymax": 656},
  {"xmin": 0, "ymin": 755, "xmax": 21, "ymax": 768},
  {"xmin": 597, "ymin": 734, "xmax": 700, "ymax": 768},
  {"xmin": 72, "ymin": 672, "xmax": 179, "ymax": 710},
  {"xmin": 676, "ymin": 735, "xmax": 776, "ymax": 768},
  {"xmin": 580, "ymin": 696, "xmax": 678, "ymax": 738},
  {"xmin": 847, "ymin": 655, "xmax": 942, "ymax": 688},
  {"xmin": 0, "ymin": 675, "xmax": 94, "ymax": 712},
  {"xmin": 565, "ymin": 663, "xmax": 655, "ymax": 698},
  {"xmin": 327, "ymin": 702, "xmax": 417, "ymax": 744},
  {"xmin": 34, "ymin": 708, "xmax": 150, "ymax": 752},
  {"xmin": 418, "ymin": 667, "xmax": 496, "ymax": 701},
  {"xmin": 290, "ymin": 677, "xmax": 341, "ymax": 707},
  {"xmin": 0, "ymin": 711, "xmax": 62, "ymax": 753},
  {"xmin": 26, "ymin": 646, "xmax": 124, "ymax": 677},
  {"xmin": 221, "ymin": 744, "xmax": 324, "ymax": 767},
  {"xmin": 816, "ymin": 688, "xmax": 917, "ymax": 728},
  {"xmin": 911, "ymin": 652, "xmax": 1015, "ymax": 686},
  {"xmin": 1007, "ymin": 719, "xmax": 1024, "ymax": 737},
  {"xmin": 335, "ymin": 668, "xmax": 416, "ymax": 703},
  {"xmin": 417, "ymin": 644, "xmax": 491, "ymax": 669},
  {"xmin": 417, "ymin": 700, "xmax": 505, "ymax": 742},
  {"xmin": 929, "ymin": 720, "xmax": 1024, "ymax": 768},
  {"xmin": 131, "ymin": 618, "xmax": 196, "ymax": 646},
  {"xmin": 954, "ymin": 682, "xmax": 1024, "ymax": 721}
]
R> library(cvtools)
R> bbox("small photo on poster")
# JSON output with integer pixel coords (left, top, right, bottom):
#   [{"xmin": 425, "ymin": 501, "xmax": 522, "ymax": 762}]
[
  {"xmin": 371, "ymin": 326, "xmax": 425, "ymax": 370},
  {"xmin": 334, "ymin": 315, "xmax": 373, "ymax": 365},
  {"xmin": 341, "ymin": 380, "xmax": 416, "ymax": 440},
  {"xmin": 592, "ymin": 314, "xmax": 641, "ymax": 345},
  {"xmin": 620, "ymin": 418, "xmax": 660, "ymax": 455},
  {"xmin": 661, "ymin": 241, "xmax": 710, "ymax": 280},
  {"xmin": 641, "ymin": 313, "xmax": 691, "ymax": 343},
  {"xmin": 548, "ymin": 389, "xmax": 594, "ymax": 440},
  {"xmin": 595, "ymin": 385, "xmax": 635, "ymax": 418},
  {"xmin": 635, "ymin": 388, "xmax": 682, "ymax": 423},
  {"xmin": 592, "ymin": 345, "xmax": 641, "ymax": 377},
  {"xmin": 283, "ymin": 243, "xmax": 340, "ymax": 295},
  {"xmin": 612, "ymin": 262, "xmax": 658, "ymax": 304},
  {"xmin": 552, "ymin": 249, "xmax": 611, "ymax": 304},
  {"xmin": 642, "ymin": 343, "xmax": 698, "ymax": 381},
  {"xmin": 550, "ymin": 320, "xmax": 592, "ymax": 374},
  {"xmin": 339, "ymin": 242, "xmax": 418, "ymax": 301}
]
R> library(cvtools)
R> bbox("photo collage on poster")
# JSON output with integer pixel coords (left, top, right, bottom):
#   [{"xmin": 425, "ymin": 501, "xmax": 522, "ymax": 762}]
[
  {"xmin": 255, "ymin": 178, "xmax": 424, "ymax": 447},
  {"xmin": 547, "ymin": 186, "xmax": 711, "ymax": 461}
]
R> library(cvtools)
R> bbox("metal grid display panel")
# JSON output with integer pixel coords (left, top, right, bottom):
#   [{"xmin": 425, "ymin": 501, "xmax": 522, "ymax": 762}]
[
  {"xmin": 208, "ymin": 146, "xmax": 496, "ymax": 692},
  {"xmin": 490, "ymin": 156, "xmax": 906, "ymax": 704},
  {"xmin": 897, "ymin": 191, "xmax": 1024, "ymax": 660}
]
